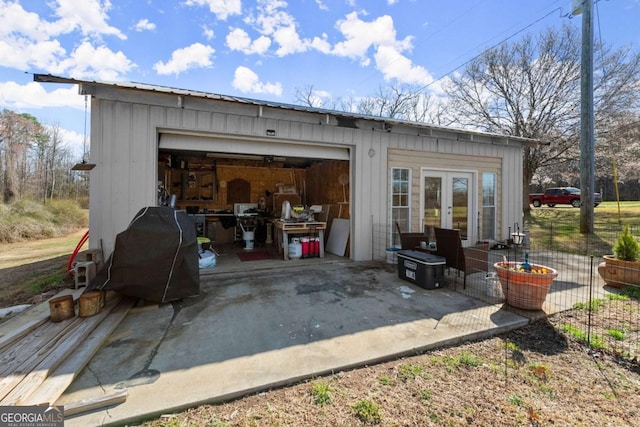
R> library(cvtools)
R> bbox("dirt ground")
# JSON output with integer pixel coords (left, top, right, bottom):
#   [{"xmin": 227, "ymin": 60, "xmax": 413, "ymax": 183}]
[{"xmin": 0, "ymin": 255, "xmax": 73, "ymax": 309}]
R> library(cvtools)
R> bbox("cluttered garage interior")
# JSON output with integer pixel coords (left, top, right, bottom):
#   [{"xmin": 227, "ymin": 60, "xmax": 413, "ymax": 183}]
[{"xmin": 158, "ymin": 134, "xmax": 351, "ymax": 269}]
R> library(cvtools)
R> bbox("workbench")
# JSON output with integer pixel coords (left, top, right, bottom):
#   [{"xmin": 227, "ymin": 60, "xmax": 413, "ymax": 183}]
[{"xmin": 272, "ymin": 220, "xmax": 326, "ymax": 260}]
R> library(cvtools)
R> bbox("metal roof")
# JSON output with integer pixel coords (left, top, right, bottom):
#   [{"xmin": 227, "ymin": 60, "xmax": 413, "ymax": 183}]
[{"xmin": 33, "ymin": 73, "xmax": 541, "ymax": 145}]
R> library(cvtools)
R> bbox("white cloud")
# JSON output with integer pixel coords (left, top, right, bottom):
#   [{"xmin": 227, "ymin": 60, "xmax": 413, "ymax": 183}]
[
  {"xmin": 328, "ymin": 11, "xmax": 433, "ymax": 86},
  {"xmin": 273, "ymin": 25, "xmax": 307, "ymax": 56},
  {"xmin": 0, "ymin": 37, "xmax": 65, "ymax": 70},
  {"xmin": 52, "ymin": 0, "xmax": 126, "ymax": 40},
  {"xmin": 0, "ymin": 81, "xmax": 85, "ymax": 109},
  {"xmin": 232, "ymin": 66, "xmax": 282, "ymax": 96},
  {"xmin": 315, "ymin": 0, "xmax": 328, "ymax": 11},
  {"xmin": 374, "ymin": 45, "xmax": 433, "ymax": 85},
  {"xmin": 250, "ymin": 0, "xmax": 292, "ymax": 35},
  {"xmin": 226, "ymin": 28, "xmax": 271, "ymax": 54},
  {"xmin": 202, "ymin": 25, "xmax": 215, "ymax": 40},
  {"xmin": 387, "ymin": 0, "xmax": 399, "ymax": 4},
  {"xmin": 184, "ymin": 0, "xmax": 241, "ymax": 20},
  {"xmin": 310, "ymin": 34, "xmax": 332, "ymax": 54},
  {"xmin": 241, "ymin": 0, "xmax": 313, "ymax": 56},
  {"xmin": 134, "ymin": 18, "xmax": 156, "ymax": 32},
  {"xmin": 332, "ymin": 12, "xmax": 411, "ymax": 63},
  {"xmin": 0, "ymin": 1, "xmax": 133, "ymax": 80},
  {"xmin": 53, "ymin": 41, "xmax": 135, "ymax": 80},
  {"xmin": 153, "ymin": 43, "xmax": 215, "ymax": 75},
  {"xmin": 0, "ymin": 0, "xmax": 48, "ymax": 41},
  {"xmin": 56, "ymin": 126, "xmax": 86, "ymax": 158}
]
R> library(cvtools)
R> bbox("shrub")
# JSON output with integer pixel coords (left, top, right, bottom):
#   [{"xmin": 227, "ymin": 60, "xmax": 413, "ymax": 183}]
[
  {"xmin": 0, "ymin": 199, "xmax": 87, "ymax": 243},
  {"xmin": 310, "ymin": 380, "xmax": 333, "ymax": 406},
  {"xmin": 351, "ymin": 399, "xmax": 382, "ymax": 424},
  {"xmin": 613, "ymin": 225, "xmax": 640, "ymax": 261}
]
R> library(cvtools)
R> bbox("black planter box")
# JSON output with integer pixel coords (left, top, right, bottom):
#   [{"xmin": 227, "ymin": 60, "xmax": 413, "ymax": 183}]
[{"xmin": 397, "ymin": 250, "xmax": 446, "ymax": 289}]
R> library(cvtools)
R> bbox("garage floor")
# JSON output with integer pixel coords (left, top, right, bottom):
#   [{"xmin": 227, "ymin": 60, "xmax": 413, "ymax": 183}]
[{"xmin": 202, "ymin": 240, "xmax": 346, "ymax": 274}]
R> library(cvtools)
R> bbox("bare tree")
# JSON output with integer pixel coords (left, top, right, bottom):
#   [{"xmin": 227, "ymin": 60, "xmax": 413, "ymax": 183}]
[
  {"xmin": 295, "ymin": 81, "xmax": 453, "ymax": 128},
  {"xmin": 0, "ymin": 110, "xmax": 41, "ymax": 203},
  {"xmin": 0, "ymin": 111, "xmax": 83, "ymax": 203},
  {"xmin": 293, "ymin": 85, "xmax": 338, "ymax": 109},
  {"xmin": 444, "ymin": 24, "xmax": 640, "ymax": 212}
]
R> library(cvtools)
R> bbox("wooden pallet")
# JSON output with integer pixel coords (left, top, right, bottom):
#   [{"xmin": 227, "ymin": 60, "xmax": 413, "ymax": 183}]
[{"xmin": 0, "ymin": 290, "xmax": 134, "ymax": 408}]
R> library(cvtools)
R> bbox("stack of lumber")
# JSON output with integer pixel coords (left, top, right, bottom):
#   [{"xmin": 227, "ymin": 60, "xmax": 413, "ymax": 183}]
[{"xmin": 0, "ymin": 289, "xmax": 134, "ymax": 409}]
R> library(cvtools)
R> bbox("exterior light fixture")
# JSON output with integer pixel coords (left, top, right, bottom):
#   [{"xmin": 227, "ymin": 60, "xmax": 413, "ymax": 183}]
[{"xmin": 71, "ymin": 95, "xmax": 96, "ymax": 171}]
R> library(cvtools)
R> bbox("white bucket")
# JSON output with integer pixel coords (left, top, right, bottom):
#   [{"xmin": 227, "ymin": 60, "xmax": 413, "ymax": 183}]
[
  {"xmin": 485, "ymin": 272, "xmax": 504, "ymax": 299},
  {"xmin": 243, "ymin": 231, "xmax": 255, "ymax": 250},
  {"xmin": 289, "ymin": 238, "xmax": 302, "ymax": 259},
  {"xmin": 385, "ymin": 247, "xmax": 400, "ymax": 264}
]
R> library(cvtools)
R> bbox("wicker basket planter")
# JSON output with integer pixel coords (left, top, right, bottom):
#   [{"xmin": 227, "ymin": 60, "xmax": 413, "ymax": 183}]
[
  {"xmin": 597, "ymin": 255, "xmax": 640, "ymax": 288},
  {"xmin": 494, "ymin": 262, "xmax": 558, "ymax": 310}
]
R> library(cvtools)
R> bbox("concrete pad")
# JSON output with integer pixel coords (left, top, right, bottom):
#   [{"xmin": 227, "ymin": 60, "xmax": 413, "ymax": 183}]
[{"xmin": 59, "ymin": 261, "xmax": 530, "ymax": 426}]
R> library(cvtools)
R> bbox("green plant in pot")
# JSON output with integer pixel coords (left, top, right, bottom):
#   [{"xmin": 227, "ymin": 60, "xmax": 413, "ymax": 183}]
[{"xmin": 598, "ymin": 225, "xmax": 640, "ymax": 288}]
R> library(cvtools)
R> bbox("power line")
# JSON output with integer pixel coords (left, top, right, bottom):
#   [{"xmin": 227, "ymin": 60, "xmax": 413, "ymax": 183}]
[{"xmin": 421, "ymin": 6, "xmax": 567, "ymax": 91}]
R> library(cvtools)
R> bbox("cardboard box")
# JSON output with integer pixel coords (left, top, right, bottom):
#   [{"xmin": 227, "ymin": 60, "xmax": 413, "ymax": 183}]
[{"xmin": 397, "ymin": 250, "xmax": 445, "ymax": 289}]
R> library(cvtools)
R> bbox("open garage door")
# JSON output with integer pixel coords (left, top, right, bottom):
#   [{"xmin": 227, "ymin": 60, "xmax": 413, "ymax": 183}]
[
  {"xmin": 159, "ymin": 133, "xmax": 349, "ymax": 161},
  {"xmin": 157, "ymin": 132, "xmax": 352, "ymax": 263}
]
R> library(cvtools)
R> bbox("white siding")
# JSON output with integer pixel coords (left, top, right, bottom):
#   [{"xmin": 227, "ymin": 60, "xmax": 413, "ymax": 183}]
[{"xmin": 87, "ymin": 85, "xmax": 526, "ymax": 262}]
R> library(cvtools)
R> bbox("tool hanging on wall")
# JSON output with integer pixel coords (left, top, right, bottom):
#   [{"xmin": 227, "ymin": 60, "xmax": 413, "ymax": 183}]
[{"xmin": 338, "ymin": 173, "xmax": 349, "ymax": 218}]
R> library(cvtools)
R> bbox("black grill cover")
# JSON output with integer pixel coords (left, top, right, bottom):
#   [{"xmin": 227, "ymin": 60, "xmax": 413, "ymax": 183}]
[{"xmin": 89, "ymin": 207, "xmax": 200, "ymax": 303}]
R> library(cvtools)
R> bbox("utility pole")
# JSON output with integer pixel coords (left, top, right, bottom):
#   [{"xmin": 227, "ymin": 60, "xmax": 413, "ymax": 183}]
[{"xmin": 578, "ymin": 0, "xmax": 595, "ymax": 233}]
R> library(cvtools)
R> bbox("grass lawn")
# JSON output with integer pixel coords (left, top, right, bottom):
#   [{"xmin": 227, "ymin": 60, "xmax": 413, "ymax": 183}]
[
  {"xmin": 525, "ymin": 201, "xmax": 640, "ymax": 255},
  {"xmin": 0, "ymin": 228, "xmax": 88, "ymax": 270}
]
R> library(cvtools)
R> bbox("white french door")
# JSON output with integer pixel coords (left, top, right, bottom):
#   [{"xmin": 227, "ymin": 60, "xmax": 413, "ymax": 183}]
[{"xmin": 421, "ymin": 170, "xmax": 475, "ymax": 244}]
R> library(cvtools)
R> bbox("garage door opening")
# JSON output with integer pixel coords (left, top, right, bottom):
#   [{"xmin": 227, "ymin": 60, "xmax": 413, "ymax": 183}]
[{"xmin": 157, "ymin": 142, "xmax": 351, "ymax": 271}]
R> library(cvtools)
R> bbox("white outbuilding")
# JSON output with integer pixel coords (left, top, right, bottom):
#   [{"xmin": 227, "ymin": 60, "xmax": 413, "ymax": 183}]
[{"xmin": 36, "ymin": 74, "xmax": 533, "ymax": 265}]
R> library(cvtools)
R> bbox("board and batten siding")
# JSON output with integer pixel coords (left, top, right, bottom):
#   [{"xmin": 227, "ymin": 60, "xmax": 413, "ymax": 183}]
[{"xmin": 87, "ymin": 83, "xmax": 524, "ymax": 263}]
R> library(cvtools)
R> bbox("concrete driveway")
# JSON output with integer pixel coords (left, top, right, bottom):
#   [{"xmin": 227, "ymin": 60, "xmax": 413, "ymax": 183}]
[{"xmin": 59, "ymin": 260, "xmax": 535, "ymax": 426}]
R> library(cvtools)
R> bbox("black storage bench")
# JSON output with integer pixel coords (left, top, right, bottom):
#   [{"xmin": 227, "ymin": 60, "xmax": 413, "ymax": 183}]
[{"xmin": 397, "ymin": 250, "xmax": 446, "ymax": 289}]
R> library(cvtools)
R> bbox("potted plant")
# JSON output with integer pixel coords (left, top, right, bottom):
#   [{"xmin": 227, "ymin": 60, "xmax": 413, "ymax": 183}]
[
  {"xmin": 598, "ymin": 225, "xmax": 640, "ymax": 288},
  {"xmin": 493, "ymin": 260, "xmax": 558, "ymax": 310}
]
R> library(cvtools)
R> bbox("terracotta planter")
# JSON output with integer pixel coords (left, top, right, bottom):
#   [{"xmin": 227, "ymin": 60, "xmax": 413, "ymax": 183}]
[
  {"xmin": 598, "ymin": 255, "xmax": 640, "ymax": 288},
  {"xmin": 494, "ymin": 262, "xmax": 558, "ymax": 310}
]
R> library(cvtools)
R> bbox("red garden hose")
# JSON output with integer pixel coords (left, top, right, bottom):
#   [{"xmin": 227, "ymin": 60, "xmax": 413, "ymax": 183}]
[{"xmin": 67, "ymin": 230, "xmax": 89, "ymax": 276}]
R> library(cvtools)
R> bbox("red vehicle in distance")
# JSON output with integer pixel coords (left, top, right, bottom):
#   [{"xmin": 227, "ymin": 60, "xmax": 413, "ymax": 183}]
[{"xmin": 529, "ymin": 187, "xmax": 602, "ymax": 208}]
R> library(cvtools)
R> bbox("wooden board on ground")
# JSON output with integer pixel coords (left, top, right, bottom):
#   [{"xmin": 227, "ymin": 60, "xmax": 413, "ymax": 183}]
[
  {"xmin": 60, "ymin": 389, "xmax": 128, "ymax": 417},
  {"xmin": 24, "ymin": 296, "xmax": 134, "ymax": 406},
  {"xmin": 326, "ymin": 218, "xmax": 349, "ymax": 256},
  {"xmin": 0, "ymin": 317, "xmax": 83, "ymax": 401},
  {"xmin": 0, "ymin": 288, "xmax": 83, "ymax": 352},
  {"xmin": 0, "ymin": 295, "xmax": 122, "ymax": 405}
]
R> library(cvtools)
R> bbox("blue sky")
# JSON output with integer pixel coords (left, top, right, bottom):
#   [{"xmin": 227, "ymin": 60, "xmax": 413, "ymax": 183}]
[{"xmin": 0, "ymin": 0, "xmax": 638, "ymax": 158}]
